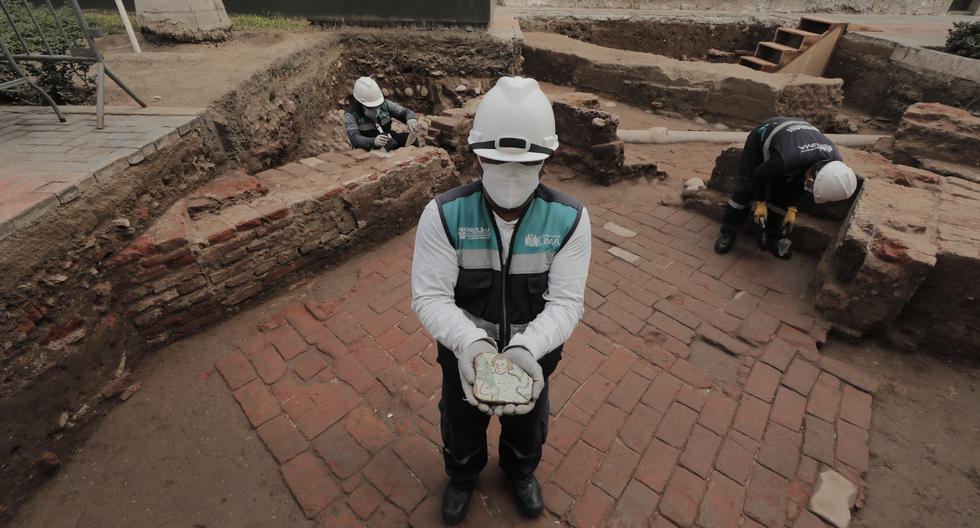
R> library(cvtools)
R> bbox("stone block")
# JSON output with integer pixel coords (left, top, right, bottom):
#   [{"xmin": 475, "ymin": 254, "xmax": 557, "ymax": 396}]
[
  {"xmin": 809, "ymin": 469, "xmax": 857, "ymax": 528},
  {"xmin": 894, "ymin": 102, "xmax": 980, "ymax": 172}
]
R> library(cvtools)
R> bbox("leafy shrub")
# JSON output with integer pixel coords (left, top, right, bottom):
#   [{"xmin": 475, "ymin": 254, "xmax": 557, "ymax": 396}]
[
  {"xmin": 0, "ymin": 2, "xmax": 94, "ymax": 104},
  {"xmin": 946, "ymin": 21, "xmax": 980, "ymax": 60}
]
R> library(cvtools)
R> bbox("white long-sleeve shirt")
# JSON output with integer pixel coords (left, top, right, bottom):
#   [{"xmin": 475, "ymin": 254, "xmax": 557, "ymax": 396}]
[{"xmin": 411, "ymin": 199, "xmax": 592, "ymax": 360}]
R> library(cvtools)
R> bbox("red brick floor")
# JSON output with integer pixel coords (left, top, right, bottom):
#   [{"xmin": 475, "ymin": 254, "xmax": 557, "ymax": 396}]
[{"xmin": 214, "ymin": 202, "xmax": 874, "ymax": 527}]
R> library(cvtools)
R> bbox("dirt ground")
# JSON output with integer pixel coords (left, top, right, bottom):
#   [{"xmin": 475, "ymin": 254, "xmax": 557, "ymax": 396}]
[{"xmin": 822, "ymin": 340, "xmax": 980, "ymax": 528}]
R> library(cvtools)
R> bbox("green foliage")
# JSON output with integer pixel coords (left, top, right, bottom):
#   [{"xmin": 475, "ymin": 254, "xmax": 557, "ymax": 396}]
[
  {"xmin": 84, "ymin": 9, "xmax": 138, "ymax": 36},
  {"xmin": 0, "ymin": 1, "xmax": 94, "ymax": 104},
  {"xmin": 231, "ymin": 14, "xmax": 309, "ymax": 32},
  {"xmin": 946, "ymin": 21, "xmax": 980, "ymax": 60}
]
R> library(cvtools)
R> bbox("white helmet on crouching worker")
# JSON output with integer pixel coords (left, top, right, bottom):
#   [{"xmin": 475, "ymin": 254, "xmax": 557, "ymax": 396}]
[
  {"xmin": 468, "ymin": 77, "xmax": 558, "ymax": 209},
  {"xmin": 353, "ymin": 76, "xmax": 384, "ymax": 108},
  {"xmin": 810, "ymin": 161, "xmax": 857, "ymax": 204}
]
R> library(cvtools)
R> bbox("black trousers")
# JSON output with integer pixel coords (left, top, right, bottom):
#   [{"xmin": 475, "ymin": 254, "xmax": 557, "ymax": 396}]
[
  {"xmin": 436, "ymin": 344, "xmax": 561, "ymax": 486},
  {"xmin": 721, "ymin": 128, "xmax": 793, "ymax": 236}
]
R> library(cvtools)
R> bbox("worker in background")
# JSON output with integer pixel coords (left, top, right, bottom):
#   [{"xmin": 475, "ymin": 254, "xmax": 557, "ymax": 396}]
[
  {"xmin": 344, "ymin": 76, "xmax": 422, "ymax": 151},
  {"xmin": 714, "ymin": 117, "xmax": 858, "ymax": 259},
  {"xmin": 411, "ymin": 77, "xmax": 591, "ymax": 525}
]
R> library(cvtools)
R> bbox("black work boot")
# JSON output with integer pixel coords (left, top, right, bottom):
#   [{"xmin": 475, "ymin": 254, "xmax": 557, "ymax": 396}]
[
  {"xmin": 714, "ymin": 230, "xmax": 737, "ymax": 254},
  {"xmin": 442, "ymin": 481, "xmax": 474, "ymax": 525},
  {"xmin": 511, "ymin": 476, "xmax": 544, "ymax": 518}
]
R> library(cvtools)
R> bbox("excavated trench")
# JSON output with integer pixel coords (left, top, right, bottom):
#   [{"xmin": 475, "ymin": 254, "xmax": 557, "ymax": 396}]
[{"xmin": 3, "ymin": 15, "xmax": 979, "ymax": 523}]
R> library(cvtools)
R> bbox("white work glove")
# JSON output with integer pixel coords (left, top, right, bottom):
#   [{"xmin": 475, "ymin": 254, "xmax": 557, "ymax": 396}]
[
  {"xmin": 499, "ymin": 346, "xmax": 545, "ymax": 416},
  {"xmin": 458, "ymin": 339, "xmax": 497, "ymax": 414},
  {"xmin": 407, "ymin": 118, "xmax": 420, "ymax": 134},
  {"xmin": 372, "ymin": 134, "xmax": 389, "ymax": 149}
]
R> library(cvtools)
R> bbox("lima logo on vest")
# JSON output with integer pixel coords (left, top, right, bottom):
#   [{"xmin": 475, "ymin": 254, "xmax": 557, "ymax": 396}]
[
  {"xmin": 458, "ymin": 226, "xmax": 492, "ymax": 241},
  {"xmin": 524, "ymin": 233, "xmax": 562, "ymax": 248}
]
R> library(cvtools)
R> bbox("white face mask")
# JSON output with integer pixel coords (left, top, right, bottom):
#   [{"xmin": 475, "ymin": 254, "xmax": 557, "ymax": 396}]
[
  {"xmin": 364, "ymin": 106, "xmax": 379, "ymax": 120},
  {"xmin": 480, "ymin": 160, "xmax": 542, "ymax": 209}
]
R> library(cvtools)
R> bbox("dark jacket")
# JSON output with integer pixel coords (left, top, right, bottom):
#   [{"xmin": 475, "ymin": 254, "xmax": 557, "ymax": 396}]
[
  {"xmin": 344, "ymin": 100, "xmax": 417, "ymax": 151},
  {"xmin": 750, "ymin": 117, "xmax": 843, "ymax": 204}
]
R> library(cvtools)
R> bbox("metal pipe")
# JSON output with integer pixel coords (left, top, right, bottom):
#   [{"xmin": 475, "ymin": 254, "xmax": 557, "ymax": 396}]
[
  {"xmin": 104, "ymin": 66, "xmax": 147, "ymax": 107},
  {"xmin": 113, "ymin": 0, "xmax": 141, "ymax": 53},
  {"xmin": 1, "ymin": 0, "xmax": 32, "ymax": 54},
  {"xmin": 617, "ymin": 127, "xmax": 886, "ymax": 147},
  {"xmin": 44, "ymin": 0, "xmax": 72, "ymax": 51},
  {"xmin": 12, "ymin": 54, "xmax": 97, "ymax": 62}
]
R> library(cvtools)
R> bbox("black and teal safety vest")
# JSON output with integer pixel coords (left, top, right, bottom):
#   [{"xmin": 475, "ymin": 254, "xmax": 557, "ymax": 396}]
[{"xmin": 435, "ymin": 181, "xmax": 583, "ymax": 351}]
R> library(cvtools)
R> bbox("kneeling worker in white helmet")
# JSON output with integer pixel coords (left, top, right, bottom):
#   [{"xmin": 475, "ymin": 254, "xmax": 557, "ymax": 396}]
[
  {"xmin": 714, "ymin": 117, "xmax": 858, "ymax": 259},
  {"xmin": 344, "ymin": 76, "xmax": 422, "ymax": 151},
  {"xmin": 411, "ymin": 77, "xmax": 591, "ymax": 524}
]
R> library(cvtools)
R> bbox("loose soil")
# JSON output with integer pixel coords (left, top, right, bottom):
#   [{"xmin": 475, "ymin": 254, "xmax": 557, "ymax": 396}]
[{"xmin": 822, "ymin": 339, "xmax": 980, "ymax": 528}]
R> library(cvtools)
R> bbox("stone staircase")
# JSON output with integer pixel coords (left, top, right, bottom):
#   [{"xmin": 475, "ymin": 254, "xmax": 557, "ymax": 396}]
[{"xmin": 739, "ymin": 16, "xmax": 847, "ymax": 76}]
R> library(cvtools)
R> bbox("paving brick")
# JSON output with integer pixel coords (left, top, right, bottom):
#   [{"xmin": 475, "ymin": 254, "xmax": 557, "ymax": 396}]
[
  {"xmin": 542, "ymin": 481, "xmax": 575, "ymax": 518},
  {"xmin": 281, "ymin": 451, "xmax": 340, "ymax": 518},
  {"xmin": 348, "ymin": 481, "xmax": 384, "ymax": 519},
  {"xmin": 737, "ymin": 311, "xmax": 781, "ymax": 346},
  {"xmin": 635, "ymin": 438, "xmax": 680, "ymax": 492},
  {"xmin": 660, "ymin": 467, "xmax": 706, "ymax": 527},
  {"xmin": 803, "ymin": 415, "xmax": 835, "ymax": 465},
  {"xmin": 649, "ymin": 311, "xmax": 696, "ymax": 344},
  {"xmin": 362, "ymin": 449, "xmax": 427, "ymax": 512},
  {"xmin": 806, "ymin": 376, "xmax": 842, "ymax": 423},
  {"xmin": 699, "ymin": 391, "xmax": 738, "ymax": 436},
  {"xmin": 245, "ymin": 340, "xmax": 287, "ymax": 384},
  {"xmin": 696, "ymin": 324, "xmax": 751, "ymax": 357},
  {"xmin": 293, "ymin": 351, "xmax": 328, "ymax": 381},
  {"xmin": 283, "ymin": 303, "xmax": 326, "ymax": 342},
  {"xmin": 819, "ymin": 356, "xmax": 879, "ymax": 393},
  {"xmin": 570, "ymin": 375, "xmax": 616, "ymax": 417},
  {"xmin": 771, "ymin": 386, "xmax": 807, "ymax": 431},
  {"xmin": 324, "ymin": 312, "xmax": 367, "ymax": 345},
  {"xmin": 265, "ymin": 323, "xmax": 309, "ymax": 360},
  {"xmin": 679, "ymin": 424, "xmax": 722, "ymax": 478},
  {"xmin": 782, "ymin": 358, "xmax": 820, "ymax": 396},
  {"xmin": 794, "ymin": 510, "xmax": 833, "ymax": 528},
  {"xmin": 367, "ymin": 501, "xmax": 408, "ymax": 527},
  {"xmin": 744, "ymin": 362, "xmax": 781, "ymax": 402},
  {"xmin": 697, "ymin": 472, "xmax": 745, "ymax": 528},
  {"xmin": 594, "ymin": 439, "xmax": 642, "ymax": 498},
  {"xmin": 549, "ymin": 415, "xmax": 585, "ymax": 454},
  {"xmin": 758, "ymin": 422, "xmax": 802, "ymax": 479},
  {"xmin": 294, "ymin": 381, "xmax": 360, "ymax": 439},
  {"xmin": 343, "ymin": 407, "xmax": 394, "ymax": 453},
  {"xmin": 679, "ymin": 295, "xmax": 742, "ymax": 334},
  {"xmin": 677, "ymin": 279, "xmax": 730, "ymax": 310},
  {"xmin": 619, "ymin": 403, "xmax": 663, "ymax": 452},
  {"xmin": 724, "ymin": 290, "xmax": 760, "ymax": 319},
  {"xmin": 669, "ymin": 359, "xmax": 713, "ymax": 389},
  {"xmin": 656, "ymin": 402, "xmax": 699, "ymax": 448},
  {"xmin": 598, "ymin": 300, "xmax": 649, "ymax": 335},
  {"xmin": 715, "ymin": 436, "xmax": 754, "ymax": 484},
  {"xmin": 654, "ymin": 298, "xmax": 701, "ymax": 329},
  {"xmin": 332, "ymin": 354, "xmax": 375, "ymax": 394},
  {"xmin": 732, "ymin": 395, "xmax": 770, "ymax": 440},
  {"xmin": 744, "ymin": 463, "xmax": 789, "ymax": 528},
  {"xmin": 565, "ymin": 346, "xmax": 604, "ymax": 383},
  {"xmin": 608, "ymin": 289, "xmax": 654, "ymax": 320},
  {"xmin": 313, "ymin": 424, "xmax": 370, "ymax": 478},
  {"xmin": 583, "ymin": 403, "xmax": 629, "ymax": 451},
  {"xmin": 555, "ymin": 440, "xmax": 604, "ymax": 495},
  {"xmin": 839, "ymin": 385, "xmax": 872, "ymax": 430},
  {"xmin": 797, "ymin": 455, "xmax": 820, "ymax": 484},
  {"xmin": 256, "ymin": 415, "xmax": 307, "ymax": 463},
  {"xmin": 215, "ymin": 350, "xmax": 256, "ymax": 390},
  {"xmin": 569, "ymin": 484, "xmax": 615, "ymax": 528},
  {"xmin": 759, "ymin": 338, "xmax": 796, "ymax": 371},
  {"xmin": 609, "ymin": 479, "xmax": 660, "ymax": 528},
  {"xmin": 392, "ymin": 434, "xmax": 444, "ymax": 492},
  {"xmin": 642, "ymin": 372, "xmax": 683, "ymax": 412},
  {"xmin": 598, "ymin": 345, "xmax": 639, "ymax": 383},
  {"xmin": 609, "ymin": 370, "xmax": 651, "ymax": 412},
  {"xmin": 317, "ymin": 502, "xmax": 360, "ymax": 527},
  {"xmin": 676, "ymin": 385, "xmax": 710, "ymax": 411},
  {"xmin": 836, "ymin": 419, "xmax": 870, "ymax": 473},
  {"xmin": 308, "ymin": 328, "xmax": 348, "ymax": 360},
  {"xmin": 233, "ymin": 379, "xmax": 281, "ymax": 427}
]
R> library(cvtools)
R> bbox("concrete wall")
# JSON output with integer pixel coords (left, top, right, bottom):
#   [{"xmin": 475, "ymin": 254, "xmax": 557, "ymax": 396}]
[
  {"xmin": 498, "ymin": 0, "xmax": 960, "ymax": 15},
  {"xmin": 826, "ymin": 32, "xmax": 980, "ymax": 121}
]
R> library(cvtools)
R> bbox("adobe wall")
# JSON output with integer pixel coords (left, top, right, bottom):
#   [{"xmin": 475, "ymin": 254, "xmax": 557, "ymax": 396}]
[{"xmin": 498, "ymin": 0, "xmax": 961, "ymax": 16}]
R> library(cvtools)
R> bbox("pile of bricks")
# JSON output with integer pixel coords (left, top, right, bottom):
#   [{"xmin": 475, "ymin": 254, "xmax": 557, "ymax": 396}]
[
  {"xmin": 107, "ymin": 147, "xmax": 458, "ymax": 346},
  {"xmin": 213, "ymin": 199, "xmax": 876, "ymax": 527}
]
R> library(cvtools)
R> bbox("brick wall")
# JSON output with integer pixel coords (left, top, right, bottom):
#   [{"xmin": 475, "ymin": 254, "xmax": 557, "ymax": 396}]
[{"xmin": 107, "ymin": 147, "xmax": 458, "ymax": 347}]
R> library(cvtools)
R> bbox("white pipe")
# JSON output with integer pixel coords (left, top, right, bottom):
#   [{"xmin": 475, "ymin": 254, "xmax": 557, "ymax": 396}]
[
  {"xmin": 618, "ymin": 127, "xmax": 886, "ymax": 147},
  {"xmin": 115, "ymin": 0, "xmax": 142, "ymax": 53}
]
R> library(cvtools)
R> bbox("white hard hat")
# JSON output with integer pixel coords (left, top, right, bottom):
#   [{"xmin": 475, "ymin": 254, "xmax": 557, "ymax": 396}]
[
  {"xmin": 468, "ymin": 76, "xmax": 559, "ymax": 163},
  {"xmin": 353, "ymin": 76, "xmax": 384, "ymax": 107},
  {"xmin": 813, "ymin": 161, "xmax": 858, "ymax": 204}
]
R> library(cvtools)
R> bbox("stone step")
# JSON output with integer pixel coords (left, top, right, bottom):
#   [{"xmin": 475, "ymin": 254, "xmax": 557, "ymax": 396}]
[
  {"xmin": 798, "ymin": 16, "xmax": 836, "ymax": 35},
  {"xmin": 775, "ymin": 27, "xmax": 823, "ymax": 49}
]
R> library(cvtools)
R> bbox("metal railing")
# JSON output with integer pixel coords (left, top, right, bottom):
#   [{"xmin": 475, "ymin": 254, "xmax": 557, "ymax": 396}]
[{"xmin": 0, "ymin": 0, "xmax": 145, "ymax": 127}]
